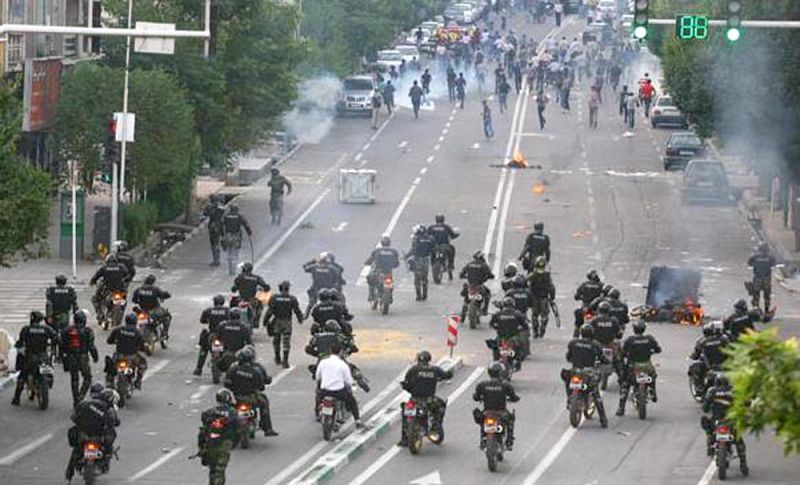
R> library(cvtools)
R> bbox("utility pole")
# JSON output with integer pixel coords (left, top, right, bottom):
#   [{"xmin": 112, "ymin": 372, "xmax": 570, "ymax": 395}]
[{"xmin": 113, "ymin": 0, "xmax": 134, "ymax": 245}]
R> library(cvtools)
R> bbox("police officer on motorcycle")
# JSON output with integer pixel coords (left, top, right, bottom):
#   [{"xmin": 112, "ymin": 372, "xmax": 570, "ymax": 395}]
[
  {"xmin": 563, "ymin": 324, "xmax": 609, "ymax": 406},
  {"xmin": 194, "ymin": 295, "xmax": 231, "ymax": 376},
  {"xmin": 701, "ymin": 373, "xmax": 748, "ymax": 475},
  {"xmin": 607, "ymin": 288, "xmax": 630, "ymax": 330},
  {"xmin": 519, "ymin": 221, "xmax": 550, "ymax": 270},
  {"xmin": 46, "ymin": 274, "xmax": 78, "ymax": 343},
  {"xmin": 398, "ymin": 350, "xmax": 453, "ymax": 447},
  {"xmin": 689, "ymin": 322, "xmax": 730, "ymax": 392},
  {"xmin": 224, "ymin": 346, "xmax": 279, "ymax": 437},
  {"xmin": 65, "ymin": 383, "xmax": 119, "ymax": 481},
  {"xmin": 90, "ymin": 255, "xmax": 130, "ymax": 325},
  {"xmin": 114, "ymin": 241, "xmax": 136, "ymax": 288},
  {"xmin": 264, "ymin": 281, "xmax": 304, "ymax": 368},
  {"xmin": 303, "ymin": 253, "xmax": 344, "ymax": 317},
  {"xmin": 460, "ymin": 250, "xmax": 495, "ymax": 317},
  {"xmin": 203, "ymin": 194, "xmax": 226, "ymax": 266},
  {"xmin": 527, "ymin": 256, "xmax": 556, "ymax": 338},
  {"xmin": 406, "ymin": 225, "xmax": 436, "ymax": 301},
  {"xmin": 106, "ymin": 313, "xmax": 147, "ymax": 389},
  {"xmin": 590, "ymin": 301, "xmax": 623, "ymax": 380},
  {"xmin": 11, "ymin": 311, "xmax": 58, "ymax": 406},
  {"xmin": 364, "ymin": 236, "xmax": 400, "ymax": 304},
  {"xmin": 723, "ymin": 299, "xmax": 756, "ymax": 341},
  {"xmin": 472, "ymin": 362, "xmax": 521, "ymax": 450},
  {"xmin": 231, "ymin": 262, "xmax": 270, "ymax": 328},
  {"xmin": 573, "ymin": 269, "xmax": 604, "ymax": 333},
  {"xmin": 428, "ymin": 214, "xmax": 459, "ymax": 280},
  {"xmin": 216, "ymin": 308, "xmax": 253, "ymax": 356},
  {"xmin": 310, "ymin": 288, "xmax": 354, "ymax": 335},
  {"xmin": 221, "ymin": 204, "xmax": 253, "ymax": 276},
  {"xmin": 60, "ymin": 309, "xmax": 99, "ymax": 406},
  {"xmin": 489, "ymin": 297, "xmax": 529, "ymax": 369},
  {"xmin": 197, "ymin": 389, "xmax": 239, "ymax": 485},
  {"xmin": 616, "ymin": 320, "xmax": 661, "ymax": 416},
  {"xmin": 132, "ymin": 274, "xmax": 172, "ymax": 340}
]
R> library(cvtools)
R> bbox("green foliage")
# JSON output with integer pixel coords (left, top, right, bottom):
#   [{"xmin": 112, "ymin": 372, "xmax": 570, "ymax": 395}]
[
  {"xmin": 660, "ymin": 36, "xmax": 714, "ymax": 137},
  {"xmin": 101, "ymin": 0, "xmax": 306, "ymax": 168},
  {"xmin": 725, "ymin": 328, "xmax": 800, "ymax": 455},
  {"xmin": 54, "ymin": 63, "xmax": 197, "ymax": 224},
  {"xmin": 122, "ymin": 201, "xmax": 159, "ymax": 248},
  {"xmin": 0, "ymin": 81, "xmax": 54, "ymax": 265}
]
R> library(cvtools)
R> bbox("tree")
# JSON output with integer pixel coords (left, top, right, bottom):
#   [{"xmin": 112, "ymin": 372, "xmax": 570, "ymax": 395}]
[
  {"xmin": 0, "ymin": 81, "xmax": 53, "ymax": 265},
  {"xmin": 725, "ymin": 328, "xmax": 800, "ymax": 456}
]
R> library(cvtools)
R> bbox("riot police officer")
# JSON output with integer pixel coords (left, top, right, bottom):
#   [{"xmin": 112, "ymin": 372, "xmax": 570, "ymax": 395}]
[
  {"xmin": 197, "ymin": 389, "xmax": 239, "ymax": 485},
  {"xmin": 60, "ymin": 309, "xmax": 99, "ymax": 406},
  {"xmin": 519, "ymin": 221, "xmax": 550, "ymax": 270},
  {"xmin": 398, "ymin": 351, "xmax": 453, "ymax": 446},
  {"xmin": 364, "ymin": 236, "xmax": 401, "ymax": 303},
  {"xmin": 106, "ymin": 313, "xmax": 147, "ymax": 389},
  {"xmin": 66, "ymin": 383, "xmax": 119, "ymax": 481},
  {"xmin": 264, "ymin": 281, "xmax": 304, "ymax": 368},
  {"xmin": 309, "ymin": 288, "xmax": 354, "ymax": 335},
  {"xmin": 617, "ymin": 320, "xmax": 661, "ymax": 416},
  {"xmin": 224, "ymin": 346, "xmax": 278, "ymax": 436},
  {"xmin": 501, "ymin": 262, "xmax": 520, "ymax": 292},
  {"xmin": 194, "ymin": 295, "xmax": 231, "ymax": 376},
  {"xmin": 428, "ymin": 214, "xmax": 459, "ymax": 280},
  {"xmin": 573, "ymin": 269, "xmax": 604, "ymax": 334},
  {"xmin": 460, "ymin": 250, "xmax": 495, "ymax": 317},
  {"xmin": 114, "ymin": 241, "xmax": 136, "ymax": 287},
  {"xmin": 747, "ymin": 242, "xmax": 776, "ymax": 312},
  {"xmin": 701, "ymin": 373, "xmax": 748, "ymax": 475},
  {"xmin": 132, "ymin": 274, "xmax": 172, "ymax": 339},
  {"xmin": 527, "ymin": 256, "xmax": 555, "ymax": 338},
  {"xmin": 406, "ymin": 225, "xmax": 436, "ymax": 301},
  {"xmin": 267, "ymin": 167, "xmax": 292, "ymax": 225},
  {"xmin": 723, "ymin": 299, "xmax": 756, "ymax": 341},
  {"xmin": 489, "ymin": 298, "xmax": 529, "ymax": 368},
  {"xmin": 90, "ymin": 254, "xmax": 130, "ymax": 326},
  {"xmin": 231, "ymin": 262, "xmax": 270, "ymax": 328},
  {"xmin": 221, "ymin": 204, "xmax": 253, "ymax": 275},
  {"xmin": 203, "ymin": 194, "xmax": 226, "ymax": 266},
  {"xmin": 472, "ymin": 362, "xmax": 520, "ymax": 450},
  {"xmin": 303, "ymin": 253, "xmax": 344, "ymax": 316},
  {"xmin": 216, "ymin": 308, "xmax": 253, "ymax": 356},
  {"xmin": 46, "ymin": 274, "xmax": 78, "ymax": 338},
  {"xmin": 11, "ymin": 311, "xmax": 58, "ymax": 406}
]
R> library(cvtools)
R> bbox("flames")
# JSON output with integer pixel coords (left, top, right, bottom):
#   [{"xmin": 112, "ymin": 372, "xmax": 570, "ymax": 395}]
[{"xmin": 674, "ymin": 298, "xmax": 704, "ymax": 326}]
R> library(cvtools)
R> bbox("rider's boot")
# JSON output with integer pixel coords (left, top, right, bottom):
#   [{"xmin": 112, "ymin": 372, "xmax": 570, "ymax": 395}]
[
  {"xmin": 273, "ymin": 341, "xmax": 282, "ymax": 365},
  {"xmin": 194, "ymin": 350, "xmax": 207, "ymax": 376},
  {"xmin": 261, "ymin": 407, "xmax": 279, "ymax": 437},
  {"xmin": 11, "ymin": 379, "xmax": 24, "ymax": 405},
  {"xmin": 422, "ymin": 281, "xmax": 428, "ymax": 301},
  {"xmin": 282, "ymin": 350, "xmax": 290, "ymax": 369}
]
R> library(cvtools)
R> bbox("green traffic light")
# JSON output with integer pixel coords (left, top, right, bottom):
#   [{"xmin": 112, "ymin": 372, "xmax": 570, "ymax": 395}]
[
  {"xmin": 726, "ymin": 27, "xmax": 741, "ymax": 42},
  {"xmin": 634, "ymin": 26, "xmax": 648, "ymax": 40}
]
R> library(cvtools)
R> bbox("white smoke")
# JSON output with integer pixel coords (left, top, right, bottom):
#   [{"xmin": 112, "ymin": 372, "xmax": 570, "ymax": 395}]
[{"xmin": 282, "ymin": 75, "xmax": 343, "ymax": 144}]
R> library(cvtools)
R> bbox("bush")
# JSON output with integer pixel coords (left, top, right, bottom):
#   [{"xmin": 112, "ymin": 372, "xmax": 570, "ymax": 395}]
[{"xmin": 122, "ymin": 201, "xmax": 159, "ymax": 248}]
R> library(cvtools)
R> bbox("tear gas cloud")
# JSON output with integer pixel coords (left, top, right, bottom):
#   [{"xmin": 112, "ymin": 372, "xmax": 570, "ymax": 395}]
[{"xmin": 282, "ymin": 75, "xmax": 342, "ymax": 144}]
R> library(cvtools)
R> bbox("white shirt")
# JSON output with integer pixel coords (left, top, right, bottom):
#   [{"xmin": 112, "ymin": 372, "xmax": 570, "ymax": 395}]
[{"xmin": 315, "ymin": 354, "xmax": 353, "ymax": 392}]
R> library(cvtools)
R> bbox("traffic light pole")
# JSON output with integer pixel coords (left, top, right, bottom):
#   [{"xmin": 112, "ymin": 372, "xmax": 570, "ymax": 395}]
[
  {"xmin": 648, "ymin": 19, "xmax": 800, "ymax": 28},
  {"xmin": 114, "ymin": 0, "xmax": 135, "ymax": 245}
]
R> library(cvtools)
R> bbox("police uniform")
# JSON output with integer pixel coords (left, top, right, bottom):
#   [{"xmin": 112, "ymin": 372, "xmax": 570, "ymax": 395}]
[
  {"xmin": 459, "ymin": 260, "xmax": 494, "ymax": 315},
  {"xmin": 406, "ymin": 232, "xmax": 436, "ymax": 300},
  {"xmin": 224, "ymin": 362, "xmax": 275, "ymax": 434},
  {"xmin": 132, "ymin": 284, "xmax": 172, "ymax": 336},
  {"xmin": 747, "ymin": 251, "xmax": 776, "ymax": 310},
  {"xmin": 472, "ymin": 378, "xmax": 520, "ymax": 447},
  {"xmin": 489, "ymin": 308, "xmax": 529, "ymax": 364},
  {"xmin": 231, "ymin": 273, "xmax": 269, "ymax": 327},
  {"xmin": 364, "ymin": 247, "xmax": 400, "ymax": 301},
  {"xmin": 46, "ymin": 284, "xmax": 78, "ymax": 330},
  {"xmin": 428, "ymin": 222, "xmax": 459, "ymax": 273},
  {"xmin": 198, "ymin": 404, "xmax": 238, "ymax": 485},
  {"xmin": 310, "ymin": 300, "xmax": 354, "ymax": 335},
  {"xmin": 573, "ymin": 279, "xmax": 603, "ymax": 331},
  {"xmin": 527, "ymin": 270, "xmax": 555, "ymax": 338},
  {"xmin": 723, "ymin": 311, "xmax": 755, "ymax": 341},
  {"xmin": 264, "ymin": 292, "xmax": 304, "ymax": 366},
  {"xmin": 267, "ymin": 175, "xmax": 292, "ymax": 225},
  {"xmin": 12, "ymin": 323, "xmax": 58, "ymax": 404},
  {"xmin": 399, "ymin": 364, "xmax": 452, "ymax": 443},
  {"xmin": 618, "ymin": 333, "xmax": 661, "ymax": 412},
  {"xmin": 195, "ymin": 305, "xmax": 231, "ymax": 375},
  {"xmin": 204, "ymin": 201, "xmax": 226, "ymax": 265},
  {"xmin": 90, "ymin": 262, "xmax": 129, "ymax": 319},
  {"xmin": 106, "ymin": 324, "xmax": 147, "ymax": 387},
  {"xmin": 60, "ymin": 323, "xmax": 99, "ymax": 404},
  {"xmin": 519, "ymin": 231, "xmax": 551, "ymax": 269},
  {"xmin": 222, "ymin": 211, "xmax": 252, "ymax": 275}
]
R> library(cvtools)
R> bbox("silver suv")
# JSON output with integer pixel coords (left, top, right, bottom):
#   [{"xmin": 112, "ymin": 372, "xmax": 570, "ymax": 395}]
[{"xmin": 337, "ymin": 75, "xmax": 377, "ymax": 117}]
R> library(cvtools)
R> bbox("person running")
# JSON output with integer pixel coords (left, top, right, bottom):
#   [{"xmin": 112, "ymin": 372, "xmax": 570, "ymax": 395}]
[
  {"xmin": 409, "ymin": 81, "xmax": 424, "ymax": 119},
  {"xmin": 482, "ymin": 100, "xmax": 494, "ymax": 139},
  {"xmin": 588, "ymin": 85, "xmax": 600, "ymax": 129},
  {"xmin": 535, "ymin": 90, "xmax": 549, "ymax": 130}
]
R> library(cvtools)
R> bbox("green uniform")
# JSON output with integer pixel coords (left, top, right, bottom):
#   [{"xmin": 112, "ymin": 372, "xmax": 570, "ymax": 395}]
[{"xmin": 198, "ymin": 404, "xmax": 238, "ymax": 485}]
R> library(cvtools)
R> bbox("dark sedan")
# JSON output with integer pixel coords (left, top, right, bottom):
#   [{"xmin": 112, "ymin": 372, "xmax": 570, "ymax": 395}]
[
  {"xmin": 681, "ymin": 160, "xmax": 731, "ymax": 204},
  {"xmin": 663, "ymin": 132, "xmax": 706, "ymax": 170}
]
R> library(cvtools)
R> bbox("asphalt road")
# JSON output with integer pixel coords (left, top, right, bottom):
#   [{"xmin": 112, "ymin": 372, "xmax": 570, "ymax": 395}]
[{"xmin": 1, "ymin": 11, "xmax": 799, "ymax": 485}]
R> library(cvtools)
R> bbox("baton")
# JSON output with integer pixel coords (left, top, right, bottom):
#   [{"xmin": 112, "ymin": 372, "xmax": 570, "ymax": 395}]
[{"xmin": 549, "ymin": 299, "xmax": 562, "ymax": 329}]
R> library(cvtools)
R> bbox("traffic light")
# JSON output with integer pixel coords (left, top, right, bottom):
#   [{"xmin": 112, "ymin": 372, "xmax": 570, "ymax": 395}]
[
  {"xmin": 633, "ymin": 0, "xmax": 650, "ymax": 41},
  {"xmin": 726, "ymin": 1, "xmax": 742, "ymax": 42}
]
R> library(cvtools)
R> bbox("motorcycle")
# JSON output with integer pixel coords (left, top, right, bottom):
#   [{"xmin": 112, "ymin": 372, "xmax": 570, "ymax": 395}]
[
  {"xmin": 135, "ymin": 308, "xmax": 166, "ymax": 356},
  {"xmin": 111, "ymin": 356, "xmax": 135, "ymax": 407},
  {"xmin": 319, "ymin": 395, "xmax": 347, "ymax": 441},
  {"xmin": 567, "ymin": 371, "xmax": 607, "ymax": 428},
  {"xmin": 630, "ymin": 363, "xmax": 653, "ymax": 420},
  {"xmin": 403, "ymin": 398, "xmax": 443, "ymax": 455},
  {"xmin": 481, "ymin": 411, "xmax": 508, "ymax": 472},
  {"xmin": 598, "ymin": 345, "xmax": 616, "ymax": 391},
  {"xmin": 497, "ymin": 339, "xmax": 519, "ymax": 379},
  {"xmin": 27, "ymin": 357, "xmax": 54, "ymax": 410},
  {"xmin": 467, "ymin": 286, "xmax": 483, "ymax": 329},
  {"xmin": 372, "ymin": 273, "xmax": 394, "ymax": 315},
  {"xmin": 77, "ymin": 439, "xmax": 106, "ymax": 485},
  {"xmin": 103, "ymin": 290, "xmax": 127, "ymax": 330},
  {"xmin": 714, "ymin": 420, "xmax": 747, "ymax": 480},
  {"xmin": 235, "ymin": 397, "xmax": 260, "ymax": 449},
  {"xmin": 229, "ymin": 294, "xmax": 254, "ymax": 328},
  {"xmin": 431, "ymin": 247, "xmax": 447, "ymax": 284}
]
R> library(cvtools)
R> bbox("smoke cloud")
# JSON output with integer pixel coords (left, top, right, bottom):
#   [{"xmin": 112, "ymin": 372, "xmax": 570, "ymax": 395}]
[{"xmin": 282, "ymin": 75, "xmax": 342, "ymax": 144}]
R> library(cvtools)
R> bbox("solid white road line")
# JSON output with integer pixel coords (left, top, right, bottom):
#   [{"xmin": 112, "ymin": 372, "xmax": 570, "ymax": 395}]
[
  {"xmin": 142, "ymin": 359, "xmax": 170, "ymax": 382},
  {"xmin": 128, "ymin": 447, "xmax": 185, "ymax": 482},
  {"xmin": 189, "ymin": 384, "xmax": 212, "ymax": 401},
  {"xmin": 0, "ymin": 433, "xmax": 54, "ymax": 466},
  {"xmin": 348, "ymin": 367, "xmax": 485, "ymax": 485},
  {"xmin": 269, "ymin": 366, "xmax": 296, "ymax": 388},
  {"xmin": 521, "ymin": 426, "xmax": 577, "ymax": 485},
  {"xmin": 491, "ymin": 170, "xmax": 517, "ymax": 278},
  {"xmin": 255, "ymin": 189, "xmax": 332, "ymax": 269},
  {"xmin": 697, "ymin": 460, "xmax": 717, "ymax": 485},
  {"xmin": 354, "ymin": 153, "xmax": 363, "ymax": 162}
]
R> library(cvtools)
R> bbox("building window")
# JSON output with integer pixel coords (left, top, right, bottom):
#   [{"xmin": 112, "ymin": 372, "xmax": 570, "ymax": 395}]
[{"xmin": 7, "ymin": 34, "xmax": 23, "ymax": 70}]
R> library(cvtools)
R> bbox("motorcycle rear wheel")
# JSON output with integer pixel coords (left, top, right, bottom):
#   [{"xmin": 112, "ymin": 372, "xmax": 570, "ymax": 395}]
[
  {"xmin": 432, "ymin": 262, "xmax": 443, "ymax": 284},
  {"xmin": 322, "ymin": 415, "xmax": 334, "ymax": 441},
  {"xmin": 637, "ymin": 386, "xmax": 648, "ymax": 420},
  {"xmin": 569, "ymin": 399, "xmax": 583, "ymax": 428},
  {"xmin": 239, "ymin": 430, "xmax": 250, "ymax": 449},
  {"xmin": 717, "ymin": 442, "xmax": 728, "ymax": 480},
  {"xmin": 688, "ymin": 374, "xmax": 703, "ymax": 403},
  {"xmin": 408, "ymin": 422, "xmax": 423, "ymax": 455},
  {"xmin": 83, "ymin": 461, "xmax": 96, "ymax": 485},
  {"xmin": 486, "ymin": 436, "xmax": 499, "ymax": 472},
  {"xmin": 468, "ymin": 302, "xmax": 480, "ymax": 329},
  {"xmin": 37, "ymin": 382, "xmax": 49, "ymax": 410}
]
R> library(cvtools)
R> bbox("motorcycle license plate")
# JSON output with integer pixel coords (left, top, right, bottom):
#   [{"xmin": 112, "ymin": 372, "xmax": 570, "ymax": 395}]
[
  {"xmin": 483, "ymin": 423, "xmax": 501, "ymax": 433},
  {"xmin": 569, "ymin": 381, "xmax": 586, "ymax": 390},
  {"xmin": 499, "ymin": 347, "xmax": 514, "ymax": 358},
  {"xmin": 113, "ymin": 297, "xmax": 125, "ymax": 305},
  {"xmin": 239, "ymin": 410, "xmax": 254, "ymax": 418},
  {"xmin": 716, "ymin": 432, "xmax": 733, "ymax": 442},
  {"xmin": 602, "ymin": 348, "xmax": 613, "ymax": 360},
  {"xmin": 636, "ymin": 373, "xmax": 652, "ymax": 384},
  {"xmin": 403, "ymin": 407, "xmax": 417, "ymax": 417},
  {"xmin": 39, "ymin": 364, "xmax": 53, "ymax": 376},
  {"xmin": 83, "ymin": 448, "xmax": 103, "ymax": 461},
  {"xmin": 211, "ymin": 343, "xmax": 224, "ymax": 353},
  {"xmin": 321, "ymin": 406, "xmax": 335, "ymax": 416}
]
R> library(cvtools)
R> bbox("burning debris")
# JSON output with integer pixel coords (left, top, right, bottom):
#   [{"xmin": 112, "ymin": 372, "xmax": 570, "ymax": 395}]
[{"xmin": 631, "ymin": 266, "xmax": 706, "ymax": 325}]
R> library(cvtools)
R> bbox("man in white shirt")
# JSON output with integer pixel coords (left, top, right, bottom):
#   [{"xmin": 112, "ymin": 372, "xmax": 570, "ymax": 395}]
[{"xmin": 315, "ymin": 344, "xmax": 364, "ymax": 427}]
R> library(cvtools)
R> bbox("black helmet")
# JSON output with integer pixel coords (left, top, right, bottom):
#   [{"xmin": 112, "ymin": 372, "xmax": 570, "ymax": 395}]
[
  {"xmin": 473, "ymin": 250, "xmax": 485, "ymax": 261},
  {"xmin": 734, "ymin": 299, "xmax": 747, "ymax": 312},
  {"xmin": 228, "ymin": 204, "xmax": 239, "ymax": 214},
  {"xmin": 238, "ymin": 346, "xmax": 255, "ymax": 363},
  {"xmin": 416, "ymin": 350, "xmax": 432, "ymax": 365},
  {"xmin": 512, "ymin": 274, "xmax": 526, "ymax": 288},
  {"xmin": 714, "ymin": 373, "xmax": 729, "ymax": 388},
  {"xmin": 319, "ymin": 288, "xmax": 333, "ymax": 301},
  {"xmin": 324, "ymin": 319, "xmax": 341, "ymax": 333},
  {"xmin": 534, "ymin": 256, "xmax": 547, "ymax": 270},
  {"xmin": 534, "ymin": 221, "xmax": 544, "ymax": 232},
  {"xmin": 579, "ymin": 323, "xmax": 594, "ymax": 339},
  {"xmin": 380, "ymin": 235, "xmax": 391, "ymax": 247},
  {"xmin": 435, "ymin": 214, "xmax": 445, "ymax": 223},
  {"xmin": 279, "ymin": 280, "xmax": 290, "ymax": 293},
  {"xmin": 602, "ymin": 284, "xmax": 614, "ymax": 296},
  {"xmin": 632, "ymin": 320, "xmax": 646, "ymax": 334},
  {"xmin": 89, "ymin": 382, "xmax": 105, "ymax": 398},
  {"xmin": 413, "ymin": 224, "xmax": 426, "ymax": 235},
  {"xmin": 488, "ymin": 361, "xmax": 505, "ymax": 378},
  {"xmin": 502, "ymin": 296, "xmax": 515, "ymax": 309},
  {"xmin": 598, "ymin": 301, "xmax": 612, "ymax": 314},
  {"xmin": 504, "ymin": 262, "xmax": 518, "ymax": 278},
  {"xmin": 124, "ymin": 312, "xmax": 137, "ymax": 326},
  {"xmin": 74, "ymin": 309, "xmax": 88, "ymax": 326},
  {"xmin": 144, "ymin": 274, "xmax": 156, "ymax": 285},
  {"xmin": 118, "ymin": 241, "xmax": 129, "ymax": 252},
  {"xmin": 271, "ymin": 167, "xmax": 280, "ymax": 175},
  {"xmin": 55, "ymin": 274, "xmax": 67, "ymax": 286},
  {"xmin": 216, "ymin": 388, "xmax": 235, "ymax": 406},
  {"xmin": 702, "ymin": 323, "xmax": 715, "ymax": 337},
  {"xmin": 229, "ymin": 308, "xmax": 242, "ymax": 321},
  {"xmin": 587, "ymin": 269, "xmax": 599, "ymax": 282},
  {"xmin": 242, "ymin": 262, "xmax": 253, "ymax": 274},
  {"xmin": 213, "ymin": 294, "xmax": 226, "ymax": 306},
  {"xmin": 758, "ymin": 242, "xmax": 768, "ymax": 253},
  {"xmin": 608, "ymin": 288, "xmax": 621, "ymax": 300},
  {"xmin": 106, "ymin": 254, "xmax": 118, "ymax": 264},
  {"xmin": 102, "ymin": 389, "xmax": 120, "ymax": 407},
  {"xmin": 328, "ymin": 253, "xmax": 336, "ymax": 264},
  {"xmin": 30, "ymin": 310, "xmax": 44, "ymax": 324}
]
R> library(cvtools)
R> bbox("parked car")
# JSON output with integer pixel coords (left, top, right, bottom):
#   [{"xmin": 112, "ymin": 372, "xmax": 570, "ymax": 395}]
[
  {"xmin": 394, "ymin": 44, "xmax": 421, "ymax": 65},
  {"xmin": 681, "ymin": 160, "xmax": 731, "ymax": 204},
  {"xmin": 663, "ymin": 132, "xmax": 706, "ymax": 170},
  {"xmin": 336, "ymin": 75, "xmax": 377, "ymax": 117},
  {"xmin": 376, "ymin": 49, "xmax": 404, "ymax": 70},
  {"xmin": 444, "ymin": 3, "xmax": 473, "ymax": 24},
  {"xmin": 651, "ymin": 95, "xmax": 689, "ymax": 128},
  {"xmin": 583, "ymin": 21, "xmax": 614, "ymax": 45}
]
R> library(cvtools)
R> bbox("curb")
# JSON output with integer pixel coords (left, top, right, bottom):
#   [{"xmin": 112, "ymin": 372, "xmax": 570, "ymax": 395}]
[
  {"xmin": 291, "ymin": 356, "xmax": 464, "ymax": 485},
  {"xmin": 155, "ymin": 143, "xmax": 303, "ymax": 268}
]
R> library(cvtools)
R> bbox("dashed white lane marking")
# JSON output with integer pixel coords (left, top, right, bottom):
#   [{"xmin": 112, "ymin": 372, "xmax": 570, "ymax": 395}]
[
  {"xmin": 398, "ymin": 140, "xmax": 408, "ymax": 149},
  {"xmin": 142, "ymin": 359, "xmax": 170, "ymax": 382},
  {"xmin": 413, "ymin": 177, "xmax": 422, "ymax": 185},
  {"xmin": 448, "ymin": 115, "xmax": 455, "ymax": 122},
  {"xmin": 521, "ymin": 426, "xmax": 577, "ymax": 485},
  {"xmin": 358, "ymin": 158, "xmax": 369, "ymax": 168},
  {"xmin": 446, "ymin": 122, "xmax": 451, "ymax": 128},
  {"xmin": 427, "ymin": 155, "xmax": 435, "ymax": 163},
  {"xmin": 420, "ymin": 167, "xmax": 428, "ymax": 174},
  {"xmin": 581, "ymin": 151, "xmax": 587, "ymax": 158},
  {"xmin": 189, "ymin": 384, "xmax": 212, "ymax": 401},
  {"xmin": 442, "ymin": 128, "xmax": 449, "ymax": 135},
  {"xmin": 434, "ymin": 144, "xmax": 441, "ymax": 151},
  {"xmin": 332, "ymin": 222, "xmax": 349, "ymax": 232},
  {"xmin": 354, "ymin": 153, "xmax": 363, "ymax": 162},
  {"xmin": 0, "ymin": 433, "xmax": 54, "ymax": 466},
  {"xmin": 269, "ymin": 366, "xmax": 295, "ymax": 387},
  {"xmin": 128, "ymin": 447, "xmax": 185, "ymax": 482},
  {"xmin": 362, "ymin": 142, "xmax": 371, "ymax": 151},
  {"xmin": 255, "ymin": 189, "xmax": 331, "ymax": 269},
  {"xmin": 438, "ymin": 135, "xmax": 445, "ymax": 142},
  {"xmin": 697, "ymin": 460, "xmax": 717, "ymax": 485}
]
